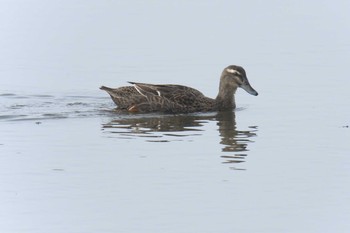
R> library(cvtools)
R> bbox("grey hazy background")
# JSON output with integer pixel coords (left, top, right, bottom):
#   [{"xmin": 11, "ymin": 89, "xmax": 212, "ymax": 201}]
[{"xmin": 1, "ymin": 0, "xmax": 349, "ymax": 94}]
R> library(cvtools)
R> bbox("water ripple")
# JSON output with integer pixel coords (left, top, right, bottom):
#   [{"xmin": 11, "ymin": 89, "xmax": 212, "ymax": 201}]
[{"xmin": 0, "ymin": 92, "xmax": 109, "ymax": 122}]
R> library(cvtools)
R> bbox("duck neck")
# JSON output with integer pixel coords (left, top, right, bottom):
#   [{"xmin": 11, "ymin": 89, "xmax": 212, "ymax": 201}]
[{"xmin": 215, "ymin": 77, "xmax": 237, "ymax": 110}]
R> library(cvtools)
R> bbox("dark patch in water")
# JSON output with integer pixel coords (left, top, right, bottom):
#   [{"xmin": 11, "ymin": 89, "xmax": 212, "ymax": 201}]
[
  {"xmin": 221, "ymin": 154, "xmax": 247, "ymax": 164},
  {"xmin": 12, "ymin": 96, "xmax": 29, "ymax": 99},
  {"xmin": 67, "ymin": 95, "xmax": 107, "ymax": 100},
  {"xmin": 30, "ymin": 94, "xmax": 54, "ymax": 98},
  {"xmin": 67, "ymin": 102, "xmax": 89, "ymax": 106},
  {"xmin": 0, "ymin": 114, "xmax": 27, "ymax": 120},
  {"xmin": 10, "ymin": 104, "xmax": 27, "ymax": 109},
  {"xmin": 230, "ymin": 167, "xmax": 246, "ymax": 171},
  {"xmin": 146, "ymin": 140, "xmax": 170, "ymax": 142},
  {"xmin": 52, "ymin": 168, "xmax": 65, "ymax": 171},
  {"xmin": 0, "ymin": 93, "xmax": 16, "ymax": 97},
  {"xmin": 41, "ymin": 113, "xmax": 68, "ymax": 119},
  {"xmin": 10, "ymin": 116, "xmax": 68, "ymax": 121}
]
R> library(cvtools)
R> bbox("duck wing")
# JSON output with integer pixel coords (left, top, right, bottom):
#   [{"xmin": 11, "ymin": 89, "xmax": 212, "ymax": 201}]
[{"xmin": 128, "ymin": 82, "xmax": 205, "ymax": 105}]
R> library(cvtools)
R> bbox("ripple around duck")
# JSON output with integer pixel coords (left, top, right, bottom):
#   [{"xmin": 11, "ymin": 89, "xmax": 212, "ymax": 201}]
[
  {"xmin": 9, "ymin": 104, "xmax": 27, "ymax": 109},
  {"xmin": 41, "ymin": 113, "xmax": 68, "ymax": 118},
  {"xmin": 1, "ymin": 92, "xmax": 108, "ymax": 122},
  {"xmin": 66, "ymin": 102, "xmax": 90, "ymax": 106},
  {"xmin": 0, "ymin": 114, "xmax": 28, "ymax": 120},
  {"xmin": 0, "ymin": 93, "xmax": 17, "ymax": 97},
  {"xmin": 29, "ymin": 94, "xmax": 54, "ymax": 98}
]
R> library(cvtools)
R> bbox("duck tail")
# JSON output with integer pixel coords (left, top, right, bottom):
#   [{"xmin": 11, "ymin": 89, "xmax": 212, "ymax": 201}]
[{"xmin": 100, "ymin": 86, "xmax": 113, "ymax": 92}]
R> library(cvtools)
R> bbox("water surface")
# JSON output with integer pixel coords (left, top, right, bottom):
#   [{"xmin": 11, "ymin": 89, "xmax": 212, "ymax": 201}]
[{"xmin": 1, "ymin": 1, "xmax": 350, "ymax": 233}]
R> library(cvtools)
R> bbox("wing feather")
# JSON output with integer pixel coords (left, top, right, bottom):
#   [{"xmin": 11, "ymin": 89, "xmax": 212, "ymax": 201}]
[{"xmin": 128, "ymin": 81, "xmax": 206, "ymax": 106}]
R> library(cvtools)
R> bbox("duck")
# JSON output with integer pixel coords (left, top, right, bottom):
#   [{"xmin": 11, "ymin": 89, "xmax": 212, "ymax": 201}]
[{"xmin": 100, "ymin": 65, "xmax": 258, "ymax": 113}]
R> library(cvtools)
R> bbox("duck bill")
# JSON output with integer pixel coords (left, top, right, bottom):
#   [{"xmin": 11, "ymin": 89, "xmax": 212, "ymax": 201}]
[{"xmin": 241, "ymin": 84, "xmax": 258, "ymax": 96}]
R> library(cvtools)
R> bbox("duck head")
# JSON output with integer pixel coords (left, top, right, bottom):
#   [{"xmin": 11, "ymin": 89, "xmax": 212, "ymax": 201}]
[{"xmin": 222, "ymin": 65, "xmax": 258, "ymax": 96}]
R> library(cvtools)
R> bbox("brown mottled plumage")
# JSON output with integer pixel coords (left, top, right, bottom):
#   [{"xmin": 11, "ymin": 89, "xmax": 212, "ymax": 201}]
[{"xmin": 100, "ymin": 65, "xmax": 258, "ymax": 113}]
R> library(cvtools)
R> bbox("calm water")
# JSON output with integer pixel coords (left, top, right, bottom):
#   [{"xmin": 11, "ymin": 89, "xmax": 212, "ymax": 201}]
[{"xmin": 1, "ymin": 1, "xmax": 350, "ymax": 233}]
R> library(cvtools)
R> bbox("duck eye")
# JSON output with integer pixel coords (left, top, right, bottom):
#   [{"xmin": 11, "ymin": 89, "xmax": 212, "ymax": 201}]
[{"xmin": 234, "ymin": 71, "xmax": 242, "ymax": 77}]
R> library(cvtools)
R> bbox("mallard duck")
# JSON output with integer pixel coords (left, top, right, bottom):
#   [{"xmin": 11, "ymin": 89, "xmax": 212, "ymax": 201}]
[{"xmin": 100, "ymin": 65, "xmax": 258, "ymax": 113}]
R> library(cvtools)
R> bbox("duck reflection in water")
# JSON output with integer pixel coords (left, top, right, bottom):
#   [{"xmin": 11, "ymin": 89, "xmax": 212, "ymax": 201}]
[
  {"xmin": 215, "ymin": 111, "xmax": 257, "ymax": 166},
  {"xmin": 102, "ymin": 110, "xmax": 257, "ymax": 167}
]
